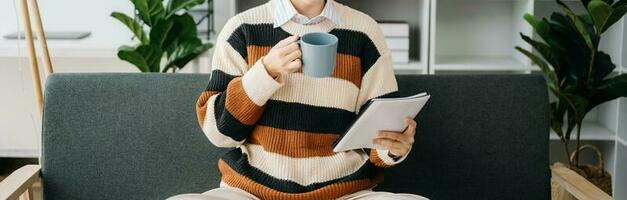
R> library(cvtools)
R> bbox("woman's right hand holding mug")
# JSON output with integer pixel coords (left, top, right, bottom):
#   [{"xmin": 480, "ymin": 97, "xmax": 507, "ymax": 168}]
[{"xmin": 262, "ymin": 35, "xmax": 302, "ymax": 78}]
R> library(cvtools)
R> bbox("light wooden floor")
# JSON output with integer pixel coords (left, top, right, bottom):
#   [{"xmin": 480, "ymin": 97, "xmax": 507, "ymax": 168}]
[{"xmin": 0, "ymin": 158, "xmax": 41, "ymax": 200}]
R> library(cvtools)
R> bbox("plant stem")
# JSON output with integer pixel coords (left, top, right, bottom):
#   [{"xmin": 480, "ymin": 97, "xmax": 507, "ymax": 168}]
[
  {"xmin": 560, "ymin": 136, "xmax": 572, "ymax": 166},
  {"xmin": 587, "ymin": 48, "xmax": 596, "ymax": 84},
  {"xmin": 574, "ymin": 122, "xmax": 582, "ymax": 167}
]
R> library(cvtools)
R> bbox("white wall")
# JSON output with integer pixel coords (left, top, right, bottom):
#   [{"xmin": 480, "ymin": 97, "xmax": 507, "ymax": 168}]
[{"xmin": 0, "ymin": 0, "xmax": 134, "ymax": 50}]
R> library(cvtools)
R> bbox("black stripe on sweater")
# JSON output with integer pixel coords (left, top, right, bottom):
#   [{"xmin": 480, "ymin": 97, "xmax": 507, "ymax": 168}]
[
  {"xmin": 257, "ymin": 100, "xmax": 357, "ymax": 134},
  {"xmin": 221, "ymin": 148, "xmax": 379, "ymax": 193},
  {"xmin": 206, "ymin": 70, "xmax": 239, "ymax": 92},
  {"xmin": 225, "ymin": 23, "xmax": 382, "ymax": 75},
  {"xmin": 213, "ymin": 92, "xmax": 254, "ymax": 141},
  {"xmin": 329, "ymin": 29, "xmax": 381, "ymax": 75}
]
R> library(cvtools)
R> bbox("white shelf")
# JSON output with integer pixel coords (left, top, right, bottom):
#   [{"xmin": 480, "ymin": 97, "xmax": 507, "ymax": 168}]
[
  {"xmin": 614, "ymin": 143, "xmax": 627, "ymax": 199},
  {"xmin": 430, "ymin": 0, "xmax": 534, "ymax": 73},
  {"xmin": 341, "ymin": 0, "xmax": 430, "ymax": 74},
  {"xmin": 434, "ymin": 56, "xmax": 530, "ymax": 71},
  {"xmin": 549, "ymin": 121, "xmax": 615, "ymax": 141}
]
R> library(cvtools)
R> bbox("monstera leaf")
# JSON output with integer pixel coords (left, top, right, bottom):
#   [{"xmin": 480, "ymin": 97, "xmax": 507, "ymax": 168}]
[
  {"xmin": 112, "ymin": 0, "xmax": 211, "ymax": 72},
  {"xmin": 516, "ymin": 0, "xmax": 627, "ymax": 166}
]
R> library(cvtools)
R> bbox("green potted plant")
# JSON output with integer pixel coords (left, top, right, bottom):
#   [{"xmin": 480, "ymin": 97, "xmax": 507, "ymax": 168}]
[
  {"xmin": 516, "ymin": 0, "xmax": 627, "ymax": 195},
  {"xmin": 111, "ymin": 0, "xmax": 212, "ymax": 72}
]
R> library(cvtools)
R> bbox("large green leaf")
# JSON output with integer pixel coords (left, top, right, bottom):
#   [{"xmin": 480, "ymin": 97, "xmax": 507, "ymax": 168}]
[
  {"xmin": 164, "ymin": 38, "xmax": 211, "ymax": 71},
  {"xmin": 520, "ymin": 34, "xmax": 562, "ymax": 73},
  {"xmin": 566, "ymin": 9, "xmax": 594, "ymax": 48},
  {"xmin": 557, "ymin": 0, "xmax": 575, "ymax": 12},
  {"xmin": 591, "ymin": 51, "xmax": 616, "ymax": 83},
  {"xmin": 524, "ymin": 13, "xmax": 538, "ymax": 29},
  {"xmin": 589, "ymin": 74, "xmax": 627, "ymax": 107},
  {"xmin": 551, "ymin": 87, "xmax": 589, "ymax": 123},
  {"xmin": 549, "ymin": 13, "xmax": 593, "ymax": 83},
  {"xmin": 111, "ymin": 12, "xmax": 149, "ymax": 44},
  {"xmin": 118, "ymin": 45, "xmax": 150, "ymax": 72},
  {"xmin": 166, "ymin": 0, "xmax": 205, "ymax": 18},
  {"xmin": 565, "ymin": 110, "xmax": 578, "ymax": 140},
  {"xmin": 597, "ymin": 74, "xmax": 627, "ymax": 96},
  {"xmin": 117, "ymin": 44, "xmax": 163, "ymax": 72},
  {"xmin": 603, "ymin": 5, "xmax": 627, "ymax": 31},
  {"xmin": 581, "ymin": 0, "xmax": 592, "ymax": 8},
  {"xmin": 588, "ymin": 0, "xmax": 613, "ymax": 32},
  {"xmin": 516, "ymin": 46, "xmax": 558, "ymax": 87},
  {"xmin": 130, "ymin": 0, "xmax": 165, "ymax": 26},
  {"xmin": 170, "ymin": 14, "xmax": 198, "ymax": 38},
  {"xmin": 613, "ymin": 0, "xmax": 627, "ymax": 7},
  {"xmin": 150, "ymin": 19, "xmax": 175, "ymax": 47},
  {"xmin": 550, "ymin": 102, "xmax": 567, "ymax": 139}
]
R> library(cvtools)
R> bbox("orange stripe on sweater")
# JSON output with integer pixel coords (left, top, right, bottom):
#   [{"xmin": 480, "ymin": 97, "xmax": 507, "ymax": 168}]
[
  {"xmin": 247, "ymin": 45, "xmax": 272, "ymax": 67},
  {"xmin": 333, "ymin": 54, "xmax": 362, "ymax": 87},
  {"xmin": 246, "ymin": 45, "xmax": 362, "ymax": 86},
  {"xmin": 248, "ymin": 125, "xmax": 339, "ymax": 158},
  {"xmin": 196, "ymin": 90, "xmax": 219, "ymax": 127},
  {"xmin": 225, "ymin": 78, "xmax": 264, "ymax": 125},
  {"xmin": 218, "ymin": 160, "xmax": 382, "ymax": 200}
]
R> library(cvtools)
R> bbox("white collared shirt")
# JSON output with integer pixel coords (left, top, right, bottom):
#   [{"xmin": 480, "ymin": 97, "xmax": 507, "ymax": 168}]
[{"xmin": 273, "ymin": 0, "xmax": 341, "ymax": 28}]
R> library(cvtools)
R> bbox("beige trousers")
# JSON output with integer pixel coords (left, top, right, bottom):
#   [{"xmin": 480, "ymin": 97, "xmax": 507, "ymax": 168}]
[{"xmin": 167, "ymin": 186, "xmax": 429, "ymax": 200}]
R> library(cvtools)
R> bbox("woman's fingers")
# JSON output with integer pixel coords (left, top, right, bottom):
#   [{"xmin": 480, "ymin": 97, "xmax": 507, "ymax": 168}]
[
  {"xmin": 284, "ymin": 49, "xmax": 302, "ymax": 62},
  {"xmin": 281, "ymin": 42, "xmax": 300, "ymax": 55},
  {"xmin": 373, "ymin": 138, "xmax": 406, "ymax": 154},
  {"xmin": 373, "ymin": 138, "xmax": 398, "ymax": 149},
  {"xmin": 404, "ymin": 117, "xmax": 417, "ymax": 137},
  {"xmin": 376, "ymin": 131, "xmax": 409, "ymax": 143},
  {"xmin": 285, "ymin": 59, "xmax": 302, "ymax": 73},
  {"xmin": 275, "ymin": 35, "xmax": 299, "ymax": 48}
]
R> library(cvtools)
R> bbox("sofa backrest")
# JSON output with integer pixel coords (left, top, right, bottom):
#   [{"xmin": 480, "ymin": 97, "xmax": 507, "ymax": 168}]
[{"xmin": 42, "ymin": 73, "xmax": 549, "ymax": 200}]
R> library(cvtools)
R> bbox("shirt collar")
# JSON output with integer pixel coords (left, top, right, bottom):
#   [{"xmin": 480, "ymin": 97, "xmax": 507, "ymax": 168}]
[{"xmin": 273, "ymin": 0, "xmax": 341, "ymax": 28}]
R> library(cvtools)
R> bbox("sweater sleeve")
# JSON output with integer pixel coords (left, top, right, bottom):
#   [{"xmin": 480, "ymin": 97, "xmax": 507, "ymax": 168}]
[
  {"xmin": 196, "ymin": 18, "xmax": 283, "ymax": 148},
  {"xmin": 355, "ymin": 22, "xmax": 411, "ymax": 168}
]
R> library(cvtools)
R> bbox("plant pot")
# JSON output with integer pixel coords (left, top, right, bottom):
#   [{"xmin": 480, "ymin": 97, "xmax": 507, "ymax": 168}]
[
  {"xmin": 550, "ymin": 144, "xmax": 612, "ymax": 200},
  {"xmin": 568, "ymin": 144, "xmax": 612, "ymax": 195}
]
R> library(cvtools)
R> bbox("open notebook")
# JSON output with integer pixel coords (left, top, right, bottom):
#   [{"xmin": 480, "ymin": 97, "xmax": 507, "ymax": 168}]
[{"xmin": 332, "ymin": 92, "xmax": 430, "ymax": 152}]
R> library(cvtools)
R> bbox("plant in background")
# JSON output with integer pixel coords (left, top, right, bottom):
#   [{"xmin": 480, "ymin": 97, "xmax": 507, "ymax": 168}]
[
  {"xmin": 111, "ymin": 0, "xmax": 212, "ymax": 72},
  {"xmin": 516, "ymin": 0, "xmax": 627, "ymax": 169}
]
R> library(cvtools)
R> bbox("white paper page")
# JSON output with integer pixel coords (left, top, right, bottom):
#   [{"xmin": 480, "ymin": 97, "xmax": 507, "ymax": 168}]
[{"xmin": 333, "ymin": 94, "xmax": 430, "ymax": 152}]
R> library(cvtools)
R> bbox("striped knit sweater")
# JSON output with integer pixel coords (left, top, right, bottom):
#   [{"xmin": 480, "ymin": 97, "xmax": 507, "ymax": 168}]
[{"xmin": 195, "ymin": 1, "xmax": 408, "ymax": 199}]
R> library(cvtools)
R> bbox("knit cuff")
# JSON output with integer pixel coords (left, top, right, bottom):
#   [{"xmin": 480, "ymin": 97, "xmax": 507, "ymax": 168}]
[
  {"xmin": 371, "ymin": 146, "xmax": 411, "ymax": 167},
  {"xmin": 241, "ymin": 59, "xmax": 284, "ymax": 105}
]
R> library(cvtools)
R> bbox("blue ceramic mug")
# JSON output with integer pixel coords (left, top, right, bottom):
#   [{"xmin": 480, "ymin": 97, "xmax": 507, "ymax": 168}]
[{"xmin": 299, "ymin": 32, "xmax": 338, "ymax": 77}]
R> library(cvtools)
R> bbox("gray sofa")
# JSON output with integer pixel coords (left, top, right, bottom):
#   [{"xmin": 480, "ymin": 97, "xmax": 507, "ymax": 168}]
[{"xmin": 36, "ymin": 73, "xmax": 549, "ymax": 199}]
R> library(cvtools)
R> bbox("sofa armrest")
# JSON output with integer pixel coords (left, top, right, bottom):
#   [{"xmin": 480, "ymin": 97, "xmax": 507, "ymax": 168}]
[
  {"xmin": 0, "ymin": 165, "xmax": 41, "ymax": 200},
  {"xmin": 551, "ymin": 163, "xmax": 612, "ymax": 200}
]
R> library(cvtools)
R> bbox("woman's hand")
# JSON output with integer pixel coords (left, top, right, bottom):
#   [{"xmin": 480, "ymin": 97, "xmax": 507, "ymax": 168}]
[
  {"xmin": 262, "ymin": 35, "xmax": 302, "ymax": 78},
  {"xmin": 373, "ymin": 117, "xmax": 417, "ymax": 158}
]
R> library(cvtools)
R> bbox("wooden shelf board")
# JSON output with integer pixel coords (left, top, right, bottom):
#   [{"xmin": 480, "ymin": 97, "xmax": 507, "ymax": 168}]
[
  {"xmin": 550, "ymin": 121, "xmax": 615, "ymax": 141},
  {"xmin": 433, "ymin": 56, "xmax": 530, "ymax": 71}
]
